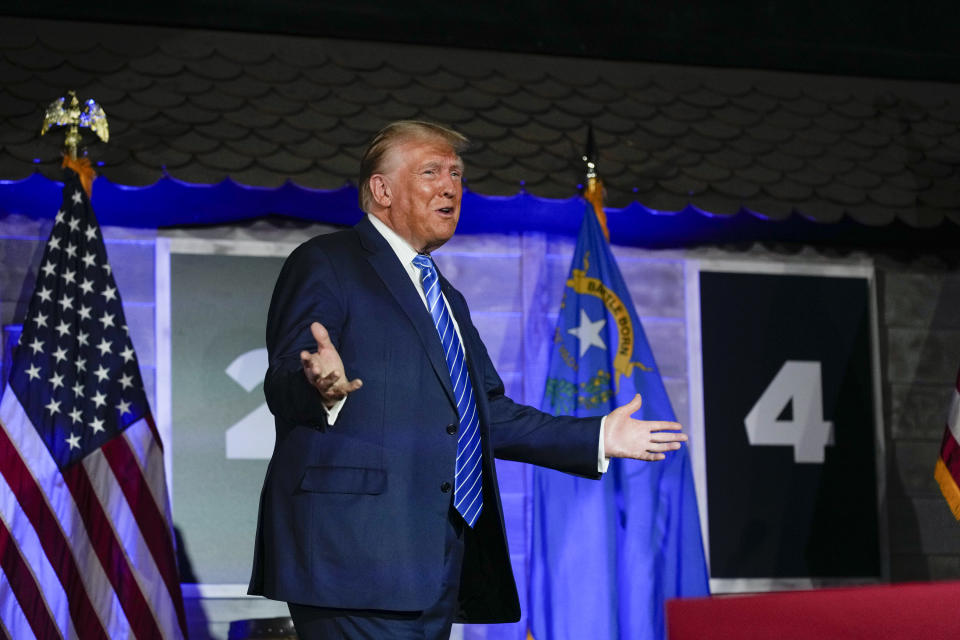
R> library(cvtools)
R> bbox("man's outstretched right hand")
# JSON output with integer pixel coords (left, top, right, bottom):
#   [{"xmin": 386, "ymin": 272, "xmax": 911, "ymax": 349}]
[{"xmin": 300, "ymin": 321, "xmax": 363, "ymax": 409}]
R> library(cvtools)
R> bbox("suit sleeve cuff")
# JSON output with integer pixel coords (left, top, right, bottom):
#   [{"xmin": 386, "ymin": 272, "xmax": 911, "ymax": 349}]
[
  {"xmin": 598, "ymin": 415, "xmax": 610, "ymax": 473},
  {"xmin": 324, "ymin": 396, "xmax": 347, "ymax": 425}
]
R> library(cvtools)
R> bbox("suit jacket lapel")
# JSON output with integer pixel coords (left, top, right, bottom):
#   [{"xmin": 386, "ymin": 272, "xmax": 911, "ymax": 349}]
[
  {"xmin": 440, "ymin": 275, "xmax": 492, "ymax": 435},
  {"xmin": 356, "ymin": 217, "xmax": 456, "ymax": 408}
]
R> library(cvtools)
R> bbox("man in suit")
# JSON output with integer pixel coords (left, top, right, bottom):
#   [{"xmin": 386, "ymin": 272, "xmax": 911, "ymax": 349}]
[{"xmin": 248, "ymin": 121, "xmax": 687, "ymax": 638}]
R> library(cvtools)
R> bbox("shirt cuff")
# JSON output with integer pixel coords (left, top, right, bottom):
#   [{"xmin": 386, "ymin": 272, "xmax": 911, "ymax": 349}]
[
  {"xmin": 598, "ymin": 415, "xmax": 610, "ymax": 473},
  {"xmin": 323, "ymin": 396, "xmax": 347, "ymax": 424}
]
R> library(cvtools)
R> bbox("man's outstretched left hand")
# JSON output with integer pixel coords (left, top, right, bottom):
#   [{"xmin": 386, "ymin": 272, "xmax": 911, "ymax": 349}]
[{"xmin": 604, "ymin": 394, "xmax": 687, "ymax": 461}]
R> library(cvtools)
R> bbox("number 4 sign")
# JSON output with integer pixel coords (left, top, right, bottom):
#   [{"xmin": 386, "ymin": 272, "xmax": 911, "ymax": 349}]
[
  {"xmin": 744, "ymin": 361, "xmax": 834, "ymax": 464},
  {"xmin": 696, "ymin": 266, "xmax": 881, "ymax": 582}
]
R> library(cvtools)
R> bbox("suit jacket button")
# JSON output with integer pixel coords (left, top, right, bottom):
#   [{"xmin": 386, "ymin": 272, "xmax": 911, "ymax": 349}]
[
  {"xmin": 446, "ymin": 423, "xmax": 458, "ymax": 435},
  {"xmin": 440, "ymin": 481, "xmax": 452, "ymax": 493}
]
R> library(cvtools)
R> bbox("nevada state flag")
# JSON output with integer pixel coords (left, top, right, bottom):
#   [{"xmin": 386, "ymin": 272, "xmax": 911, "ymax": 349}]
[{"xmin": 529, "ymin": 205, "xmax": 709, "ymax": 640}]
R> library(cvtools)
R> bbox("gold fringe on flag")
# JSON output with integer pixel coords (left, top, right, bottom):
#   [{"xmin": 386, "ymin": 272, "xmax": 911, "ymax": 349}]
[
  {"xmin": 584, "ymin": 175, "xmax": 609, "ymax": 242},
  {"xmin": 935, "ymin": 457, "xmax": 960, "ymax": 520},
  {"xmin": 62, "ymin": 154, "xmax": 96, "ymax": 198}
]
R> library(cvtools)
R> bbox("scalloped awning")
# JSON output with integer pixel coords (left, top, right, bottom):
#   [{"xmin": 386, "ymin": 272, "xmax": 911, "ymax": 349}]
[{"xmin": 3, "ymin": 173, "xmax": 957, "ymax": 250}]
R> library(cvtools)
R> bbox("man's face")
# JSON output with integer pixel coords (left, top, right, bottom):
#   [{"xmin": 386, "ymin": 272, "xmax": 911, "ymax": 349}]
[{"xmin": 376, "ymin": 138, "xmax": 464, "ymax": 253}]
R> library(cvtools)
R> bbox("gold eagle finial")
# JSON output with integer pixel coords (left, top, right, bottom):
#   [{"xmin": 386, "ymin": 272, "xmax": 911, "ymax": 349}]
[{"xmin": 40, "ymin": 90, "xmax": 109, "ymax": 160}]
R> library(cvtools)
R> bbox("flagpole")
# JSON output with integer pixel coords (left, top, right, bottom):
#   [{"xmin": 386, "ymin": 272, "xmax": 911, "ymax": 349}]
[{"xmin": 582, "ymin": 124, "xmax": 610, "ymax": 242}]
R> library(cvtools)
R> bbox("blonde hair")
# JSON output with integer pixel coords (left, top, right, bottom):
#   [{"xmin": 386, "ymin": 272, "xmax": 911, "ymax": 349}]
[{"xmin": 358, "ymin": 121, "xmax": 469, "ymax": 213}]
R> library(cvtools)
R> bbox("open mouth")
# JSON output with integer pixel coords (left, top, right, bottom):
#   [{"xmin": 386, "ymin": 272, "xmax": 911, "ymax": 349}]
[{"xmin": 437, "ymin": 207, "xmax": 454, "ymax": 214}]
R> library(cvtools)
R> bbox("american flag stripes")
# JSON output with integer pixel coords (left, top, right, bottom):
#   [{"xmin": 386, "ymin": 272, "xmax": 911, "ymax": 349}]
[
  {"xmin": 935, "ymin": 367, "xmax": 960, "ymax": 520},
  {"xmin": 0, "ymin": 166, "xmax": 186, "ymax": 639}
]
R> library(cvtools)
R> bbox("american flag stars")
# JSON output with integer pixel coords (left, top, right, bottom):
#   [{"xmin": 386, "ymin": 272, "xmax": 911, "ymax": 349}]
[
  {"xmin": 8, "ymin": 187, "xmax": 149, "ymax": 467},
  {"xmin": 117, "ymin": 399, "xmax": 132, "ymax": 416},
  {"xmin": 96, "ymin": 337, "xmax": 112, "ymax": 356},
  {"xmin": 54, "ymin": 319, "xmax": 70, "ymax": 337},
  {"xmin": 89, "ymin": 415, "xmax": 105, "ymax": 434},
  {"xmin": 93, "ymin": 364, "xmax": 110, "ymax": 383}
]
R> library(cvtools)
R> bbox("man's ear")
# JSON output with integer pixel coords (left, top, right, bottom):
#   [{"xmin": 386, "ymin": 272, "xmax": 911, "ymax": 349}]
[{"xmin": 370, "ymin": 175, "xmax": 391, "ymax": 208}]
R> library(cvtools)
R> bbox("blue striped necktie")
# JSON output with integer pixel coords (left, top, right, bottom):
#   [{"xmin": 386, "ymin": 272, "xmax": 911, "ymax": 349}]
[{"xmin": 412, "ymin": 254, "xmax": 483, "ymax": 527}]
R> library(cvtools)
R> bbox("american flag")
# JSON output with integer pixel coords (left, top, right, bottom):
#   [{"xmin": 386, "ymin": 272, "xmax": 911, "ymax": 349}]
[
  {"xmin": 0, "ymin": 167, "xmax": 187, "ymax": 639},
  {"xmin": 935, "ymin": 367, "xmax": 960, "ymax": 521}
]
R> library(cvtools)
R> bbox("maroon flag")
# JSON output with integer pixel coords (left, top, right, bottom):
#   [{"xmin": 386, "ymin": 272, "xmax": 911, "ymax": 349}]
[
  {"xmin": 0, "ymin": 163, "xmax": 186, "ymax": 638},
  {"xmin": 935, "ymin": 367, "xmax": 960, "ymax": 520}
]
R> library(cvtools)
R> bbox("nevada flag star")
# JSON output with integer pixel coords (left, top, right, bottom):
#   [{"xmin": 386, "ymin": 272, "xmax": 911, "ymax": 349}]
[{"xmin": 567, "ymin": 308, "xmax": 607, "ymax": 357}]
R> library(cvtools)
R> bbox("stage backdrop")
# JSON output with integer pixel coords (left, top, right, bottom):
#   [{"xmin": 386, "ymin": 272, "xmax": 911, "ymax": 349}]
[
  {"xmin": 687, "ymin": 260, "xmax": 884, "ymax": 592},
  {"xmin": 153, "ymin": 234, "xmax": 884, "ymax": 637},
  {"xmin": 166, "ymin": 248, "xmax": 285, "ymax": 584}
]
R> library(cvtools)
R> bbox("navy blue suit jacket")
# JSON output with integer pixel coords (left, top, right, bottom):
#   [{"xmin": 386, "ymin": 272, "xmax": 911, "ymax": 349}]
[{"xmin": 248, "ymin": 216, "xmax": 601, "ymax": 622}]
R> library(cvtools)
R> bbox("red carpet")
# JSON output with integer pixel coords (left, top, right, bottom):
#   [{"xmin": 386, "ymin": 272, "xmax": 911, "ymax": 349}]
[{"xmin": 667, "ymin": 581, "xmax": 960, "ymax": 639}]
